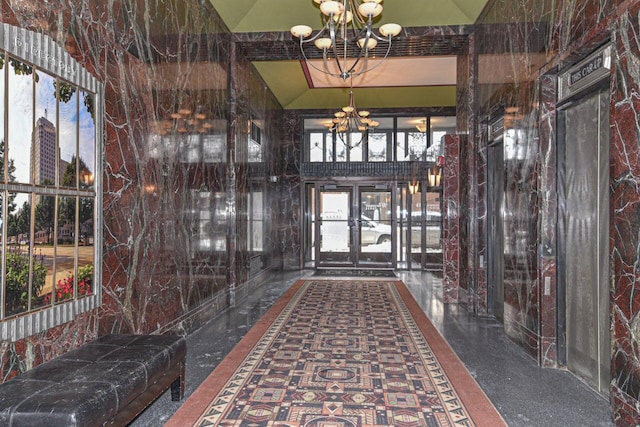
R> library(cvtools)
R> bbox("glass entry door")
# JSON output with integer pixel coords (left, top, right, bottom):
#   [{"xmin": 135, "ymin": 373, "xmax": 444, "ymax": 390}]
[
  {"xmin": 318, "ymin": 189, "xmax": 353, "ymax": 265},
  {"xmin": 316, "ymin": 185, "xmax": 394, "ymax": 268},
  {"xmin": 358, "ymin": 188, "xmax": 393, "ymax": 266}
]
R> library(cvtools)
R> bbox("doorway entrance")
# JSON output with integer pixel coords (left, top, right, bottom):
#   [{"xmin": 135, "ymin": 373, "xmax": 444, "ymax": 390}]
[
  {"xmin": 304, "ymin": 182, "xmax": 443, "ymax": 270},
  {"xmin": 313, "ymin": 185, "xmax": 393, "ymax": 268}
]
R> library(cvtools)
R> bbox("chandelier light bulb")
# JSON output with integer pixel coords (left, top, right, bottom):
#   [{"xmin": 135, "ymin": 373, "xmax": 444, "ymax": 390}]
[
  {"xmin": 290, "ymin": 25, "xmax": 313, "ymax": 38},
  {"xmin": 292, "ymin": 0, "xmax": 403, "ymax": 81},
  {"xmin": 315, "ymin": 38, "xmax": 333, "ymax": 50},
  {"xmin": 320, "ymin": 1, "xmax": 343, "ymax": 16},
  {"xmin": 379, "ymin": 23, "xmax": 402, "ymax": 37},
  {"xmin": 357, "ymin": 38, "xmax": 378, "ymax": 49},
  {"xmin": 358, "ymin": 2, "xmax": 382, "ymax": 18},
  {"xmin": 342, "ymin": 105, "xmax": 355, "ymax": 113}
]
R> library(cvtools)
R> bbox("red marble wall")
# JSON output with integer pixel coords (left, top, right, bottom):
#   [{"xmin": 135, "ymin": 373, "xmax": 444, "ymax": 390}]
[
  {"xmin": 462, "ymin": 0, "xmax": 640, "ymax": 423},
  {"xmin": 443, "ymin": 134, "xmax": 461, "ymax": 303},
  {"xmin": 0, "ymin": 0, "xmax": 283, "ymax": 380}
]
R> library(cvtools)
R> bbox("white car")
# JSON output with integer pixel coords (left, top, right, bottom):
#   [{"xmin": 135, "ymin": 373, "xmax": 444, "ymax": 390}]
[{"xmin": 359, "ymin": 215, "xmax": 441, "ymax": 248}]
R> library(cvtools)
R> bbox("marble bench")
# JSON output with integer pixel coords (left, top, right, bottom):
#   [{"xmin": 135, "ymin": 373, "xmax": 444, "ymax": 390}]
[{"xmin": 0, "ymin": 334, "xmax": 186, "ymax": 426}]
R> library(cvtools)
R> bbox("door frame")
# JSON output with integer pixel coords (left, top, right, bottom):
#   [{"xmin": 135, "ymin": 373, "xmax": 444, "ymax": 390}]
[{"xmin": 313, "ymin": 182, "xmax": 396, "ymax": 269}]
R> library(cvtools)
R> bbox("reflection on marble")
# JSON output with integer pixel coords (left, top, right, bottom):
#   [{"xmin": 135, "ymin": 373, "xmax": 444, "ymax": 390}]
[{"xmin": 0, "ymin": 0, "xmax": 282, "ymax": 381}]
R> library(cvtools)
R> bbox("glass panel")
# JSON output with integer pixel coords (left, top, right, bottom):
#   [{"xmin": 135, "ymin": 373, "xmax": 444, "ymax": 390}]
[
  {"xmin": 34, "ymin": 194, "xmax": 55, "ymax": 304},
  {"xmin": 407, "ymin": 131, "xmax": 427, "ymax": 160},
  {"xmin": 396, "ymin": 131, "xmax": 407, "ymax": 162},
  {"xmin": 8, "ymin": 57, "xmax": 34, "ymax": 185},
  {"xmin": 79, "ymin": 90, "xmax": 95, "ymax": 189},
  {"xmin": 409, "ymin": 192, "xmax": 422, "ymax": 254},
  {"xmin": 397, "ymin": 117, "xmax": 426, "ymax": 161},
  {"xmin": 57, "ymin": 79, "xmax": 79, "ymax": 188},
  {"xmin": 429, "ymin": 116, "xmax": 455, "ymax": 162},
  {"xmin": 335, "ymin": 138, "xmax": 347, "ymax": 162},
  {"xmin": 54, "ymin": 196, "xmax": 75, "ymax": 304},
  {"xmin": 349, "ymin": 133, "xmax": 362, "ymax": 162},
  {"xmin": 325, "ymin": 133, "xmax": 334, "ymax": 162},
  {"xmin": 34, "ymin": 70, "xmax": 59, "ymax": 188},
  {"xmin": 309, "ymin": 132, "xmax": 324, "ymax": 162},
  {"xmin": 5, "ymin": 194, "xmax": 36, "ymax": 316},
  {"xmin": 425, "ymin": 191, "xmax": 442, "ymax": 250},
  {"xmin": 368, "ymin": 133, "xmax": 386, "ymax": 162},
  {"xmin": 319, "ymin": 191, "xmax": 350, "ymax": 253},
  {"xmin": 360, "ymin": 191, "xmax": 392, "ymax": 253},
  {"xmin": 78, "ymin": 196, "xmax": 94, "ymax": 296}
]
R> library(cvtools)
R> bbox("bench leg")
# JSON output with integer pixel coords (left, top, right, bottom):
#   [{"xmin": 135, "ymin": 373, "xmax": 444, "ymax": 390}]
[{"xmin": 171, "ymin": 361, "xmax": 185, "ymax": 401}]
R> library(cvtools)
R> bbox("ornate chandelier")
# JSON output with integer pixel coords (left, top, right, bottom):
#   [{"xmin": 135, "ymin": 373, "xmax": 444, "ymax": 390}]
[
  {"xmin": 290, "ymin": 0, "xmax": 402, "ymax": 81},
  {"xmin": 325, "ymin": 82, "xmax": 379, "ymax": 149}
]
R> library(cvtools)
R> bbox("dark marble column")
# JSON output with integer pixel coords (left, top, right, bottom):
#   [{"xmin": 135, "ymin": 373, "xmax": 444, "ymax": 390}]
[{"xmin": 443, "ymin": 134, "xmax": 461, "ymax": 303}]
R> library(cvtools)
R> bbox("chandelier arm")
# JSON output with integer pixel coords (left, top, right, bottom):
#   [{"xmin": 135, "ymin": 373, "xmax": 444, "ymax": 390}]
[
  {"xmin": 298, "ymin": 39, "xmax": 342, "ymax": 79},
  {"xmin": 353, "ymin": 25, "xmax": 373, "ymax": 76},
  {"xmin": 349, "ymin": 0, "xmax": 367, "ymax": 27},
  {"xmin": 327, "ymin": 20, "xmax": 349, "ymax": 80},
  {"xmin": 349, "ymin": 38, "xmax": 393, "ymax": 78}
]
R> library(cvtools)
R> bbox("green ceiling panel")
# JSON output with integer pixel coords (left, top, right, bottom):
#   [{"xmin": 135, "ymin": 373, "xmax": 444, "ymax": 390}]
[{"xmin": 210, "ymin": 0, "xmax": 490, "ymax": 32}]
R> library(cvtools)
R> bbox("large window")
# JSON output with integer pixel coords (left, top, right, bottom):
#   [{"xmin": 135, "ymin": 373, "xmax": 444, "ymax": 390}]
[
  {"xmin": 304, "ymin": 115, "xmax": 454, "ymax": 163},
  {"xmin": 0, "ymin": 24, "xmax": 102, "ymax": 340}
]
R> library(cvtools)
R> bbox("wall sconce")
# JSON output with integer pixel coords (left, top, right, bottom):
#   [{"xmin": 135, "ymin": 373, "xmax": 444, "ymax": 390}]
[
  {"xmin": 427, "ymin": 165, "xmax": 441, "ymax": 188},
  {"xmin": 408, "ymin": 181, "xmax": 420, "ymax": 194}
]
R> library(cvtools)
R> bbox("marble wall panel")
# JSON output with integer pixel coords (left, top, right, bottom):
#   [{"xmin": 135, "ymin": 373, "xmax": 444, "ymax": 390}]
[
  {"xmin": 443, "ymin": 134, "xmax": 461, "ymax": 303},
  {"xmin": 611, "ymin": 3, "xmax": 640, "ymax": 423},
  {"xmin": 0, "ymin": 0, "xmax": 283, "ymax": 379}
]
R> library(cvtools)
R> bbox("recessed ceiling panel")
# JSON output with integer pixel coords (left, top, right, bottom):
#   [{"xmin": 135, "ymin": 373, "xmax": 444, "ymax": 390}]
[{"xmin": 306, "ymin": 56, "xmax": 457, "ymax": 88}]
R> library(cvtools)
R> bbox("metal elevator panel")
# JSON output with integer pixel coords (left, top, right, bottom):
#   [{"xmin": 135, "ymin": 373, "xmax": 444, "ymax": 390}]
[{"xmin": 563, "ymin": 87, "xmax": 610, "ymax": 395}]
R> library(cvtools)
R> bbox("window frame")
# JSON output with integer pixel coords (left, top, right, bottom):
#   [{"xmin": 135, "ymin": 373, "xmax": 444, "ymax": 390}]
[{"xmin": 0, "ymin": 24, "xmax": 103, "ymax": 341}]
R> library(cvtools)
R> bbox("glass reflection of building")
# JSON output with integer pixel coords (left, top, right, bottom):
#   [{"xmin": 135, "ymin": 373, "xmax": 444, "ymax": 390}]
[{"xmin": 30, "ymin": 116, "xmax": 59, "ymax": 185}]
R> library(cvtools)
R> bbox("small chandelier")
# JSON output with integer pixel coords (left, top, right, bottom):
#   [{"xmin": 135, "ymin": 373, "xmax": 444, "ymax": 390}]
[
  {"xmin": 291, "ymin": 0, "xmax": 402, "ymax": 81},
  {"xmin": 325, "ymin": 82, "xmax": 379, "ymax": 149}
]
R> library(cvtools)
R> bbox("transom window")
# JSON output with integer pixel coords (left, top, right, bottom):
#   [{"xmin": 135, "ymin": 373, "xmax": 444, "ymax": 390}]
[{"xmin": 304, "ymin": 116, "xmax": 455, "ymax": 163}]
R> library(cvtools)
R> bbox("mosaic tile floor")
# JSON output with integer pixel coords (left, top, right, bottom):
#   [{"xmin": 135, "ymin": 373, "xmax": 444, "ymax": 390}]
[{"xmin": 168, "ymin": 279, "xmax": 504, "ymax": 426}]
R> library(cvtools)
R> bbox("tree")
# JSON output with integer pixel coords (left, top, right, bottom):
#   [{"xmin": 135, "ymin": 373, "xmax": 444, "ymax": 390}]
[
  {"xmin": 0, "ymin": 138, "xmax": 17, "ymax": 215},
  {"xmin": 35, "ymin": 181, "xmax": 55, "ymax": 244},
  {"xmin": 7, "ymin": 200, "xmax": 30, "ymax": 238}
]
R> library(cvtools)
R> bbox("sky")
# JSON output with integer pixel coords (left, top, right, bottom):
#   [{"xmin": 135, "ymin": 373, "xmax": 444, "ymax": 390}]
[{"xmin": 3, "ymin": 60, "xmax": 96, "ymax": 213}]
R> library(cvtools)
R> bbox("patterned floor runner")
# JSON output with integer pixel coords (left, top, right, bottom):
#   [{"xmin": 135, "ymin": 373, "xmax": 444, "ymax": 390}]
[{"xmin": 167, "ymin": 279, "xmax": 505, "ymax": 426}]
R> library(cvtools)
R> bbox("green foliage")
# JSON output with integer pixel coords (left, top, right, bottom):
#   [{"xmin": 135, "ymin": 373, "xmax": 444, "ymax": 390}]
[
  {"xmin": 9, "ymin": 58, "xmax": 38, "ymax": 82},
  {"xmin": 54, "ymin": 81, "xmax": 76, "ymax": 103},
  {"xmin": 0, "ymin": 139, "xmax": 17, "ymax": 216},
  {"xmin": 5, "ymin": 248, "xmax": 46, "ymax": 314},
  {"xmin": 78, "ymin": 264, "xmax": 93, "ymax": 286},
  {"xmin": 35, "ymin": 195, "xmax": 55, "ymax": 244},
  {"xmin": 83, "ymin": 92, "xmax": 95, "ymax": 119}
]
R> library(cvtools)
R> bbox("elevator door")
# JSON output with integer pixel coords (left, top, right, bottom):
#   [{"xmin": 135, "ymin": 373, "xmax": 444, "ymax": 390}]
[
  {"xmin": 561, "ymin": 86, "xmax": 610, "ymax": 395},
  {"xmin": 487, "ymin": 140, "xmax": 505, "ymax": 321}
]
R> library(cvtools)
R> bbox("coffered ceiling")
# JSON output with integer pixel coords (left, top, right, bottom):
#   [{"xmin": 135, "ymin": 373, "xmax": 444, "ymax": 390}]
[{"xmin": 208, "ymin": 0, "xmax": 490, "ymax": 110}]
